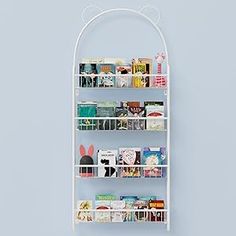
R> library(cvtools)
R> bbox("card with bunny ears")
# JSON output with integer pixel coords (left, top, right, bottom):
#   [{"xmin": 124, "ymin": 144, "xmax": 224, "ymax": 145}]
[{"xmin": 79, "ymin": 144, "xmax": 94, "ymax": 177}]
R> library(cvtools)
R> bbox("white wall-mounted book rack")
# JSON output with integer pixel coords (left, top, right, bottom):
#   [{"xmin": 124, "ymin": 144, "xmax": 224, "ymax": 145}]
[{"xmin": 72, "ymin": 6, "xmax": 170, "ymax": 232}]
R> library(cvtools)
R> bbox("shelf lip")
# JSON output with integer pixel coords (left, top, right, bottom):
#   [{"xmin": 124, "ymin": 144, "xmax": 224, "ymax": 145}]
[
  {"xmin": 75, "ymin": 221, "xmax": 167, "ymax": 224},
  {"xmin": 74, "ymin": 164, "xmax": 168, "ymax": 168},
  {"xmin": 74, "ymin": 117, "xmax": 167, "ymax": 120},
  {"xmin": 74, "ymin": 73, "xmax": 168, "ymax": 77},
  {"xmin": 76, "ymin": 129, "xmax": 167, "ymax": 132},
  {"xmin": 75, "ymin": 209, "xmax": 167, "ymax": 212},
  {"xmin": 75, "ymin": 87, "xmax": 167, "ymax": 90}
]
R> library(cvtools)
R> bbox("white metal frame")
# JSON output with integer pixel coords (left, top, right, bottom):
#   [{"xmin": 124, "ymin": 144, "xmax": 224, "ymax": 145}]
[{"xmin": 72, "ymin": 7, "xmax": 170, "ymax": 231}]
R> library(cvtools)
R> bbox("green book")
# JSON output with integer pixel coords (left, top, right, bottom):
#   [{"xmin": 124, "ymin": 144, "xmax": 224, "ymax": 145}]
[{"xmin": 77, "ymin": 102, "xmax": 97, "ymax": 130}]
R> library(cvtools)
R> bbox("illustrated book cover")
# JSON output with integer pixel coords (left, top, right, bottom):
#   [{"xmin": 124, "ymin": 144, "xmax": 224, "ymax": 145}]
[
  {"xmin": 79, "ymin": 63, "xmax": 98, "ymax": 87},
  {"xmin": 144, "ymin": 101, "xmax": 165, "ymax": 131},
  {"xmin": 116, "ymin": 64, "xmax": 132, "ymax": 88},
  {"xmin": 75, "ymin": 200, "xmax": 93, "ymax": 222},
  {"xmin": 118, "ymin": 148, "xmax": 141, "ymax": 177},
  {"xmin": 97, "ymin": 150, "xmax": 118, "ymax": 177},
  {"xmin": 77, "ymin": 102, "xmax": 97, "ymax": 130},
  {"xmin": 148, "ymin": 200, "xmax": 165, "ymax": 222},
  {"xmin": 143, "ymin": 147, "xmax": 166, "ymax": 177},
  {"xmin": 95, "ymin": 200, "xmax": 111, "ymax": 222},
  {"xmin": 110, "ymin": 200, "xmax": 126, "ymax": 222},
  {"xmin": 115, "ymin": 107, "xmax": 128, "ymax": 130},
  {"xmin": 97, "ymin": 101, "xmax": 116, "ymax": 130},
  {"xmin": 120, "ymin": 196, "xmax": 138, "ymax": 222},
  {"xmin": 97, "ymin": 64, "xmax": 116, "ymax": 87}
]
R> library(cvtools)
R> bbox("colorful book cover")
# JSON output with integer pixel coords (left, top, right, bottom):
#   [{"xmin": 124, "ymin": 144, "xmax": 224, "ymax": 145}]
[
  {"xmin": 132, "ymin": 60, "xmax": 146, "ymax": 88},
  {"xmin": 79, "ymin": 63, "xmax": 98, "ymax": 87},
  {"xmin": 116, "ymin": 64, "xmax": 132, "ymax": 88},
  {"xmin": 119, "ymin": 148, "xmax": 141, "ymax": 177},
  {"xmin": 77, "ymin": 102, "xmax": 97, "ymax": 130},
  {"xmin": 97, "ymin": 150, "xmax": 118, "ymax": 177},
  {"xmin": 138, "ymin": 58, "xmax": 152, "ymax": 87},
  {"xmin": 97, "ymin": 101, "xmax": 116, "ymax": 130},
  {"xmin": 145, "ymin": 101, "xmax": 165, "ymax": 131},
  {"xmin": 134, "ymin": 200, "xmax": 149, "ymax": 222},
  {"xmin": 95, "ymin": 200, "xmax": 111, "ymax": 222},
  {"xmin": 98, "ymin": 64, "xmax": 116, "ymax": 87},
  {"xmin": 115, "ymin": 107, "xmax": 128, "ymax": 130},
  {"xmin": 111, "ymin": 200, "xmax": 126, "ymax": 222},
  {"xmin": 143, "ymin": 147, "xmax": 166, "ymax": 177},
  {"xmin": 75, "ymin": 200, "xmax": 93, "ymax": 222},
  {"xmin": 128, "ymin": 106, "xmax": 145, "ymax": 130},
  {"xmin": 120, "ymin": 196, "xmax": 138, "ymax": 222},
  {"xmin": 148, "ymin": 200, "xmax": 165, "ymax": 222}
]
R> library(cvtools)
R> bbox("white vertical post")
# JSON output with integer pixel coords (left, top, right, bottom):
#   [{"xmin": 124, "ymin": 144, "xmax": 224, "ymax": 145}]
[
  {"xmin": 72, "ymin": 65, "xmax": 76, "ymax": 231},
  {"xmin": 166, "ymin": 64, "xmax": 170, "ymax": 231}
]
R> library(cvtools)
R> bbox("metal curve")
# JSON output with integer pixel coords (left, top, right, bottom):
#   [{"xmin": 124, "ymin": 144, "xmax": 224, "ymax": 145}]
[{"xmin": 73, "ymin": 7, "xmax": 169, "ymax": 70}]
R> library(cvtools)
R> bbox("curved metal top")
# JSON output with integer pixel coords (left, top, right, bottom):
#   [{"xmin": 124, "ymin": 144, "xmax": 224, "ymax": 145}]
[{"xmin": 73, "ymin": 8, "xmax": 169, "ymax": 69}]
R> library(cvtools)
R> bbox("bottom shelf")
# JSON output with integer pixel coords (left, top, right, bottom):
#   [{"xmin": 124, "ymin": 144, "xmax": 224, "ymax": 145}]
[{"xmin": 75, "ymin": 209, "xmax": 167, "ymax": 224}]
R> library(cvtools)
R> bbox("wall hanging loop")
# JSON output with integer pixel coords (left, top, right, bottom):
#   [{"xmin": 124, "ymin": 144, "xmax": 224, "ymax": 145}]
[
  {"xmin": 81, "ymin": 4, "xmax": 102, "ymax": 23},
  {"xmin": 139, "ymin": 5, "xmax": 161, "ymax": 25}
]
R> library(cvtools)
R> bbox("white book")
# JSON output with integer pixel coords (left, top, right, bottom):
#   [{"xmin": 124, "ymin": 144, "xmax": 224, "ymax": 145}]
[
  {"xmin": 97, "ymin": 150, "xmax": 117, "ymax": 177},
  {"xmin": 111, "ymin": 200, "xmax": 125, "ymax": 222},
  {"xmin": 146, "ymin": 105, "xmax": 165, "ymax": 130}
]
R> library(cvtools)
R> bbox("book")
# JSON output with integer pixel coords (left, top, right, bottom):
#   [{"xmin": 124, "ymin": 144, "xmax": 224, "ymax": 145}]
[
  {"xmin": 95, "ymin": 200, "xmax": 111, "ymax": 222},
  {"xmin": 145, "ymin": 101, "xmax": 165, "ymax": 131},
  {"xmin": 115, "ymin": 107, "xmax": 128, "ymax": 130},
  {"xmin": 143, "ymin": 147, "xmax": 166, "ymax": 177},
  {"xmin": 116, "ymin": 64, "xmax": 132, "ymax": 88},
  {"xmin": 132, "ymin": 60, "xmax": 146, "ymax": 88},
  {"xmin": 120, "ymin": 196, "xmax": 138, "ymax": 222},
  {"xmin": 148, "ymin": 200, "xmax": 165, "ymax": 222},
  {"xmin": 139, "ymin": 58, "xmax": 152, "ymax": 87},
  {"xmin": 132, "ymin": 58, "xmax": 152, "ymax": 87},
  {"xmin": 134, "ymin": 200, "xmax": 149, "ymax": 222},
  {"xmin": 97, "ymin": 150, "xmax": 118, "ymax": 177},
  {"xmin": 111, "ymin": 200, "xmax": 126, "ymax": 222},
  {"xmin": 79, "ymin": 63, "xmax": 98, "ymax": 87},
  {"xmin": 128, "ymin": 106, "xmax": 145, "ymax": 130},
  {"xmin": 119, "ymin": 148, "xmax": 141, "ymax": 177},
  {"xmin": 77, "ymin": 102, "xmax": 97, "ymax": 130},
  {"xmin": 75, "ymin": 200, "xmax": 93, "ymax": 222},
  {"xmin": 98, "ymin": 64, "xmax": 116, "ymax": 87},
  {"xmin": 95, "ymin": 194, "xmax": 116, "ymax": 201},
  {"xmin": 97, "ymin": 101, "xmax": 116, "ymax": 130}
]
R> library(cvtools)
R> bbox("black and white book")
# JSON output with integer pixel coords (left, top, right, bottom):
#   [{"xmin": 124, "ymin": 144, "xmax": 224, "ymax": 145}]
[{"xmin": 97, "ymin": 150, "xmax": 118, "ymax": 177}]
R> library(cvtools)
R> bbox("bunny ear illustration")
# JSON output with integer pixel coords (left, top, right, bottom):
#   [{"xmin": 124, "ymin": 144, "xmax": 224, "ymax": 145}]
[
  {"xmin": 88, "ymin": 144, "xmax": 94, "ymax": 157},
  {"xmin": 79, "ymin": 145, "xmax": 86, "ymax": 157}
]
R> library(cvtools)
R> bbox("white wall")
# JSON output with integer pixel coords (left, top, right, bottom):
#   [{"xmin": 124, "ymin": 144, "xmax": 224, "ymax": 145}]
[{"xmin": 0, "ymin": 0, "xmax": 236, "ymax": 236}]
